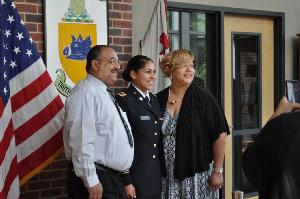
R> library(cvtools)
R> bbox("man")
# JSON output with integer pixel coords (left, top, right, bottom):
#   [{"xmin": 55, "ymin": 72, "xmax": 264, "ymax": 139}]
[
  {"xmin": 243, "ymin": 97, "xmax": 300, "ymax": 199},
  {"xmin": 64, "ymin": 45, "xmax": 134, "ymax": 199}
]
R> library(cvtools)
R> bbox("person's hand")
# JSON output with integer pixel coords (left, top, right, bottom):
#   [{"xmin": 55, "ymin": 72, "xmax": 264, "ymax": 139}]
[
  {"xmin": 208, "ymin": 171, "xmax": 224, "ymax": 190},
  {"xmin": 87, "ymin": 183, "xmax": 103, "ymax": 199},
  {"xmin": 270, "ymin": 96, "xmax": 300, "ymax": 120},
  {"xmin": 125, "ymin": 184, "xmax": 136, "ymax": 198}
]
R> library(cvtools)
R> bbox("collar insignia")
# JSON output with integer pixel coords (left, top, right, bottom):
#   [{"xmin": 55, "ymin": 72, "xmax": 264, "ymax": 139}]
[{"xmin": 117, "ymin": 92, "xmax": 127, "ymax": 97}]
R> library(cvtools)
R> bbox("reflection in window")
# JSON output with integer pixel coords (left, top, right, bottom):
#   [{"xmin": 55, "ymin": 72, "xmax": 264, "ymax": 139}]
[
  {"xmin": 233, "ymin": 34, "xmax": 261, "ymax": 196},
  {"xmin": 168, "ymin": 11, "xmax": 179, "ymax": 31},
  {"xmin": 190, "ymin": 12, "xmax": 205, "ymax": 32},
  {"xmin": 168, "ymin": 11, "xmax": 180, "ymax": 52},
  {"xmin": 190, "ymin": 13, "xmax": 206, "ymax": 88},
  {"xmin": 238, "ymin": 53, "xmax": 259, "ymax": 129},
  {"xmin": 167, "ymin": 11, "xmax": 208, "ymax": 89}
]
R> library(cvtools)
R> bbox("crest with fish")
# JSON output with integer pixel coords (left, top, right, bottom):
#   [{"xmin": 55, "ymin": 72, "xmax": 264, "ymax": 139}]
[{"xmin": 56, "ymin": 0, "xmax": 97, "ymax": 95}]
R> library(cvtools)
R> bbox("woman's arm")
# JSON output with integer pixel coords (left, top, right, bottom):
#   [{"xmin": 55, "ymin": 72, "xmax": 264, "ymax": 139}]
[
  {"xmin": 209, "ymin": 132, "xmax": 227, "ymax": 190},
  {"xmin": 212, "ymin": 132, "xmax": 227, "ymax": 169}
]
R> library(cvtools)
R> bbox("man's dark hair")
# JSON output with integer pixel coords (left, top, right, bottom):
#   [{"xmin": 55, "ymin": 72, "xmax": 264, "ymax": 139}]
[{"xmin": 86, "ymin": 45, "xmax": 111, "ymax": 73}]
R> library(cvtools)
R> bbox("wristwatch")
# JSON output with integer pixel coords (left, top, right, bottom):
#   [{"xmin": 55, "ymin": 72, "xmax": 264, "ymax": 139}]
[{"xmin": 213, "ymin": 167, "xmax": 223, "ymax": 174}]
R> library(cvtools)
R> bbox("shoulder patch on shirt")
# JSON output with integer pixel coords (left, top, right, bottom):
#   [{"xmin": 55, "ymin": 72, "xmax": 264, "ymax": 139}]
[{"xmin": 117, "ymin": 92, "xmax": 127, "ymax": 97}]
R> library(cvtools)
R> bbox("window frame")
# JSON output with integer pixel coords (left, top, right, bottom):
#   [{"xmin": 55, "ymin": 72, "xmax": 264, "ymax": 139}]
[{"xmin": 167, "ymin": 8, "xmax": 221, "ymax": 98}]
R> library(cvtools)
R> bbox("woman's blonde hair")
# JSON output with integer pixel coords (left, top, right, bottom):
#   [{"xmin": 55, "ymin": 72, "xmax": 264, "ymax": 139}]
[{"xmin": 160, "ymin": 49, "xmax": 194, "ymax": 77}]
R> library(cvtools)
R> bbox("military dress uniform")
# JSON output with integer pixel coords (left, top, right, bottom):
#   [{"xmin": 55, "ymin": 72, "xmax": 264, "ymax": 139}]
[{"xmin": 116, "ymin": 84, "xmax": 163, "ymax": 199}]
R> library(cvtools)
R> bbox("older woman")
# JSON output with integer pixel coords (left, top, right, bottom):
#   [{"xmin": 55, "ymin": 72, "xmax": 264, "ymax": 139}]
[
  {"xmin": 156, "ymin": 49, "xmax": 229, "ymax": 198},
  {"xmin": 116, "ymin": 55, "xmax": 163, "ymax": 199}
]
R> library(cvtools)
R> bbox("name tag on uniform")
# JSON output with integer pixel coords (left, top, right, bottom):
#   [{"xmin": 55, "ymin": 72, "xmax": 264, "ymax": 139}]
[{"xmin": 140, "ymin": 115, "xmax": 150, "ymax": 120}]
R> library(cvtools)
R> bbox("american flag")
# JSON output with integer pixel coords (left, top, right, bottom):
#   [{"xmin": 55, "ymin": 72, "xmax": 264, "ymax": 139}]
[{"xmin": 0, "ymin": 0, "xmax": 64, "ymax": 198}]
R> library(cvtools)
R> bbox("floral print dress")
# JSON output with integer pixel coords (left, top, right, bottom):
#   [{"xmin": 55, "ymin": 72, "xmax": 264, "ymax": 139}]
[{"xmin": 161, "ymin": 110, "xmax": 219, "ymax": 199}]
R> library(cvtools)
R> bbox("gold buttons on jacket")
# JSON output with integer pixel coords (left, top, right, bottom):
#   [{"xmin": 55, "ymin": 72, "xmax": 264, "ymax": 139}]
[
  {"xmin": 154, "ymin": 132, "xmax": 157, "ymax": 136},
  {"xmin": 153, "ymin": 155, "xmax": 156, "ymax": 159},
  {"xmin": 154, "ymin": 121, "xmax": 157, "ymax": 124},
  {"xmin": 154, "ymin": 144, "xmax": 157, "ymax": 147}
]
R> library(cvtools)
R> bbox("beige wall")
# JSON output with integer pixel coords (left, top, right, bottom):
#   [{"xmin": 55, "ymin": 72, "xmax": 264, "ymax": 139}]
[{"xmin": 133, "ymin": 0, "xmax": 300, "ymax": 79}]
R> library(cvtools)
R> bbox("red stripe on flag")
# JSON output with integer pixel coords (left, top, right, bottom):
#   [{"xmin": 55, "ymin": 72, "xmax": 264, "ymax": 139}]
[
  {"xmin": 0, "ymin": 98, "xmax": 4, "ymax": 118},
  {"xmin": 11, "ymin": 71, "xmax": 52, "ymax": 112},
  {"xmin": 18, "ymin": 128, "xmax": 63, "ymax": 180},
  {"xmin": 0, "ymin": 120, "xmax": 14, "ymax": 165},
  {"xmin": 0, "ymin": 157, "xmax": 18, "ymax": 199},
  {"xmin": 14, "ymin": 95, "xmax": 64, "ymax": 145}
]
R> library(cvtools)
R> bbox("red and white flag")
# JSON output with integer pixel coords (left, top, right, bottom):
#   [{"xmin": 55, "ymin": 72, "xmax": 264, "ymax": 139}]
[
  {"xmin": 140, "ymin": 0, "xmax": 169, "ymax": 92},
  {"xmin": 0, "ymin": 1, "xmax": 64, "ymax": 198}
]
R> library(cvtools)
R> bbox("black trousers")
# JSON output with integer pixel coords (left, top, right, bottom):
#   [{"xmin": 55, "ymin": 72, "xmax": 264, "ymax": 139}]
[{"xmin": 67, "ymin": 164, "xmax": 126, "ymax": 199}]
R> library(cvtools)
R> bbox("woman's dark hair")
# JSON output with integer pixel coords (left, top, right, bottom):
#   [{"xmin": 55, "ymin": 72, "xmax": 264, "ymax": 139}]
[
  {"xmin": 122, "ymin": 55, "xmax": 153, "ymax": 82},
  {"xmin": 86, "ymin": 45, "xmax": 111, "ymax": 72}
]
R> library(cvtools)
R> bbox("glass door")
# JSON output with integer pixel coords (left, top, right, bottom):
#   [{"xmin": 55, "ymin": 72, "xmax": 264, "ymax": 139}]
[{"xmin": 224, "ymin": 14, "xmax": 275, "ymax": 199}]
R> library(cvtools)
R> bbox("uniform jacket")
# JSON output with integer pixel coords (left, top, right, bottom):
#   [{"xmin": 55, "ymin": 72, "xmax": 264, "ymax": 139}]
[{"xmin": 116, "ymin": 84, "xmax": 163, "ymax": 197}]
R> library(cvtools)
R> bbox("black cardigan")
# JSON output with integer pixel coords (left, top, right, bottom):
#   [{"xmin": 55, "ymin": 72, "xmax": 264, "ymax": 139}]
[{"xmin": 156, "ymin": 82, "xmax": 229, "ymax": 180}]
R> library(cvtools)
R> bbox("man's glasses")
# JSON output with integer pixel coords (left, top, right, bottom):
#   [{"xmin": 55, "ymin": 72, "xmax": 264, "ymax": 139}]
[{"xmin": 96, "ymin": 57, "xmax": 121, "ymax": 65}]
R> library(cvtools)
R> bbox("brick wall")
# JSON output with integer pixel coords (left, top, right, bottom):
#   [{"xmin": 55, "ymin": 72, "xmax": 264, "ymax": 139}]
[
  {"xmin": 109, "ymin": 0, "xmax": 132, "ymax": 89},
  {"xmin": 16, "ymin": 0, "xmax": 132, "ymax": 198}
]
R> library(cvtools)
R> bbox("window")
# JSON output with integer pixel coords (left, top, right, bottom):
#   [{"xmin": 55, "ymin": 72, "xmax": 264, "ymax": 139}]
[
  {"xmin": 167, "ymin": 10, "xmax": 219, "ymax": 96},
  {"xmin": 232, "ymin": 33, "xmax": 261, "ymax": 195}
]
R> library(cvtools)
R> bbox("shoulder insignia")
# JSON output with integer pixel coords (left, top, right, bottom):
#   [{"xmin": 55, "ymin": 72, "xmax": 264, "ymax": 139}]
[{"xmin": 117, "ymin": 92, "xmax": 127, "ymax": 97}]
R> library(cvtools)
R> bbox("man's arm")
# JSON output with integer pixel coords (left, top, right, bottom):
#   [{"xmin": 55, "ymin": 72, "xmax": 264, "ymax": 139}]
[{"xmin": 65, "ymin": 91, "xmax": 102, "ymax": 198}]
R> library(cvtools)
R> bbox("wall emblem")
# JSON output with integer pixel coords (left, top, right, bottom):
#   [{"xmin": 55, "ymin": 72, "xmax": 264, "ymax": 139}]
[
  {"xmin": 45, "ymin": 0, "xmax": 107, "ymax": 99},
  {"xmin": 57, "ymin": 0, "xmax": 96, "ymax": 89}
]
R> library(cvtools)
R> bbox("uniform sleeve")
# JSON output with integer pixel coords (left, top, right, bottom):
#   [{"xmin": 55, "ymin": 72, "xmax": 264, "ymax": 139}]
[
  {"xmin": 64, "ymin": 89, "xmax": 99, "ymax": 188},
  {"xmin": 205, "ymin": 93, "xmax": 230, "ymax": 143}
]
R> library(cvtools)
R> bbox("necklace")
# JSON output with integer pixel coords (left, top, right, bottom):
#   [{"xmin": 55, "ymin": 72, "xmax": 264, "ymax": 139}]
[{"xmin": 168, "ymin": 88, "xmax": 184, "ymax": 104}]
